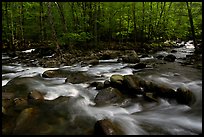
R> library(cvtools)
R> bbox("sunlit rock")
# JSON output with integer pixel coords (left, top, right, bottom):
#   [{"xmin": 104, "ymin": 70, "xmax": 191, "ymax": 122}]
[{"xmin": 110, "ymin": 74, "xmax": 124, "ymax": 87}]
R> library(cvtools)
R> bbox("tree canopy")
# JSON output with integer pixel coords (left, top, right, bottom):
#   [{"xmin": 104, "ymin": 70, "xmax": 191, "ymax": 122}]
[{"xmin": 2, "ymin": 2, "xmax": 202, "ymax": 51}]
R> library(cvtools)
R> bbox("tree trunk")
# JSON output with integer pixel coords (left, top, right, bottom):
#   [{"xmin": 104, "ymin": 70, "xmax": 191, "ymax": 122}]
[
  {"xmin": 94, "ymin": 2, "xmax": 98, "ymax": 47},
  {"xmin": 47, "ymin": 2, "xmax": 63, "ymax": 61},
  {"xmin": 186, "ymin": 2, "xmax": 197, "ymax": 51},
  {"xmin": 55, "ymin": 2, "xmax": 67, "ymax": 33},
  {"xmin": 148, "ymin": 2, "xmax": 152, "ymax": 41},
  {"xmin": 10, "ymin": 3, "xmax": 15, "ymax": 50},
  {"xmin": 40, "ymin": 2, "xmax": 44, "ymax": 41},
  {"xmin": 5, "ymin": 2, "xmax": 10, "ymax": 49},
  {"xmin": 141, "ymin": 2, "xmax": 145, "ymax": 47},
  {"xmin": 132, "ymin": 2, "xmax": 137, "ymax": 46},
  {"xmin": 20, "ymin": 2, "xmax": 24, "ymax": 48}
]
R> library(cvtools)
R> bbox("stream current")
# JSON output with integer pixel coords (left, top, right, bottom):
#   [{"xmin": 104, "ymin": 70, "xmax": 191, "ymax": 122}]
[{"xmin": 2, "ymin": 41, "xmax": 202, "ymax": 135}]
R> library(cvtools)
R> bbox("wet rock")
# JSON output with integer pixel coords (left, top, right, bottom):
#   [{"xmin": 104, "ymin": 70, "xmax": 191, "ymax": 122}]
[
  {"xmin": 42, "ymin": 59, "xmax": 61, "ymax": 68},
  {"xmin": 2, "ymin": 106, "xmax": 6, "ymax": 115},
  {"xmin": 99, "ymin": 50, "xmax": 120, "ymax": 60},
  {"xmin": 13, "ymin": 107, "xmax": 40, "ymax": 134},
  {"xmin": 3, "ymin": 77, "xmax": 43, "ymax": 98},
  {"xmin": 110, "ymin": 74, "xmax": 124, "ymax": 87},
  {"xmin": 96, "ymin": 82, "xmax": 105, "ymax": 90},
  {"xmin": 121, "ymin": 50, "xmax": 140, "ymax": 63},
  {"xmin": 171, "ymin": 49, "xmax": 177, "ymax": 53},
  {"xmin": 32, "ymin": 47, "xmax": 55, "ymax": 58},
  {"xmin": 133, "ymin": 63, "xmax": 147, "ymax": 69},
  {"xmin": 89, "ymin": 82, "xmax": 105, "ymax": 90},
  {"xmin": 28, "ymin": 90, "xmax": 44, "ymax": 104},
  {"xmin": 156, "ymin": 54, "xmax": 164, "ymax": 60},
  {"xmin": 152, "ymin": 83, "xmax": 176, "ymax": 98},
  {"xmin": 164, "ymin": 54, "xmax": 176, "ymax": 62},
  {"xmin": 94, "ymin": 87, "xmax": 124, "ymax": 106},
  {"xmin": 2, "ymin": 99, "xmax": 15, "ymax": 115},
  {"xmin": 2, "ymin": 92, "xmax": 15, "ymax": 100},
  {"xmin": 123, "ymin": 75, "xmax": 143, "ymax": 95},
  {"xmin": 143, "ymin": 92, "xmax": 158, "ymax": 102},
  {"xmin": 176, "ymin": 87, "xmax": 196, "ymax": 105},
  {"xmin": 104, "ymin": 80, "xmax": 111, "ymax": 88},
  {"xmin": 14, "ymin": 98, "xmax": 28, "ymax": 111},
  {"xmin": 65, "ymin": 71, "xmax": 93, "ymax": 84},
  {"xmin": 140, "ymin": 54, "xmax": 149, "ymax": 58},
  {"xmin": 81, "ymin": 59, "xmax": 99, "ymax": 66},
  {"xmin": 42, "ymin": 69, "xmax": 67, "ymax": 78},
  {"xmin": 94, "ymin": 119, "xmax": 124, "ymax": 135}
]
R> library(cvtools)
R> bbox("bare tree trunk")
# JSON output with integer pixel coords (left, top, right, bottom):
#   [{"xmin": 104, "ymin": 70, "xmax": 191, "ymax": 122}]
[
  {"xmin": 127, "ymin": 6, "xmax": 130, "ymax": 42},
  {"xmin": 141, "ymin": 2, "xmax": 145, "ymax": 47},
  {"xmin": 55, "ymin": 2, "xmax": 67, "ymax": 33},
  {"xmin": 186, "ymin": 2, "xmax": 197, "ymax": 51},
  {"xmin": 10, "ymin": 3, "xmax": 15, "ymax": 50},
  {"xmin": 20, "ymin": 2, "xmax": 24, "ymax": 48},
  {"xmin": 40, "ymin": 2, "xmax": 44, "ymax": 41},
  {"xmin": 148, "ymin": 2, "xmax": 152, "ymax": 41},
  {"xmin": 47, "ymin": 2, "xmax": 63, "ymax": 61},
  {"xmin": 94, "ymin": 2, "xmax": 98, "ymax": 47},
  {"xmin": 132, "ymin": 2, "xmax": 137, "ymax": 46},
  {"xmin": 5, "ymin": 2, "xmax": 11, "ymax": 49}
]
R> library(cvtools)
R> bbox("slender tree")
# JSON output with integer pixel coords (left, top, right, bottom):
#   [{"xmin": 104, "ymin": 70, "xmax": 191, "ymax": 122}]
[
  {"xmin": 186, "ymin": 2, "xmax": 197, "ymax": 51},
  {"xmin": 47, "ymin": 2, "xmax": 64, "ymax": 61},
  {"xmin": 132, "ymin": 2, "xmax": 137, "ymax": 46}
]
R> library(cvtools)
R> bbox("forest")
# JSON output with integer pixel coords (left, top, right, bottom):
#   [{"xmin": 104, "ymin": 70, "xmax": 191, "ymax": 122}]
[
  {"xmin": 2, "ymin": 2, "xmax": 202, "ymax": 135},
  {"xmin": 2, "ymin": 2, "xmax": 202, "ymax": 52}
]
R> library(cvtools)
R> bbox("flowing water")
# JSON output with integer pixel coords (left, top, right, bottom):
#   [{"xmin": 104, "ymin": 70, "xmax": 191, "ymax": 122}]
[{"xmin": 2, "ymin": 41, "xmax": 202, "ymax": 135}]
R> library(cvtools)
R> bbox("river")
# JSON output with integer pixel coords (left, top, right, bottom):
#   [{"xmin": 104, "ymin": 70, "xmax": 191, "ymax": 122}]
[{"xmin": 2, "ymin": 41, "xmax": 202, "ymax": 135}]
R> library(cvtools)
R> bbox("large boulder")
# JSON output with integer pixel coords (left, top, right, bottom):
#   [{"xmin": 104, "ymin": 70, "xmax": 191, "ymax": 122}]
[
  {"xmin": 65, "ymin": 71, "xmax": 93, "ymax": 84},
  {"xmin": 2, "ymin": 77, "xmax": 36, "ymax": 98},
  {"xmin": 176, "ymin": 87, "xmax": 196, "ymax": 105},
  {"xmin": 94, "ymin": 119, "xmax": 124, "ymax": 135},
  {"xmin": 42, "ymin": 69, "xmax": 71, "ymax": 78},
  {"xmin": 122, "ymin": 75, "xmax": 143, "ymax": 95},
  {"xmin": 94, "ymin": 87, "xmax": 124, "ymax": 106},
  {"xmin": 27, "ymin": 90, "xmax": 44, "ymax": 105},
  {"xmin": 132, "ymin": 63, "xmax": 147, "ymax": 69},
  {"xmin": 13, "ymin": 107, "xmax": 40, "ymax": 134},
  {"xmin": 110, "ymin": 74, "xmax": 124, "ymax": 88},
  {"xmin": 164, "ymin": 54, "xmax": 176, "ymax": 62},
  {"xmin": 121, "ymin": 50, "xmax": 140, "ymax": 63}
]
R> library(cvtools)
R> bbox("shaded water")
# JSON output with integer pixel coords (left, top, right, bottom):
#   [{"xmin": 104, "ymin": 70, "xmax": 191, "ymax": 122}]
[{"xmin": 2, "ymin": 42, "xmax": 202, "ymax": 135}]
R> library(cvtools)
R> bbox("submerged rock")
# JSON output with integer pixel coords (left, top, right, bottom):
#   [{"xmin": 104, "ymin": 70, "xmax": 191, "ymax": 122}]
[{"xmin": 94, "ymin": 119, "xmax": 124, "ymax": 135}]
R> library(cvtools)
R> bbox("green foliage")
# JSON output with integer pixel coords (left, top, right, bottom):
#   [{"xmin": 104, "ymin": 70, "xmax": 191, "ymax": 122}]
[
  {"xmin": 2, "ymin": 2, "xmax": 202, "ymax": 50},
  {"xmin": 59, "ymin": 32, "xmax": 92, "ymax": 45}
]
